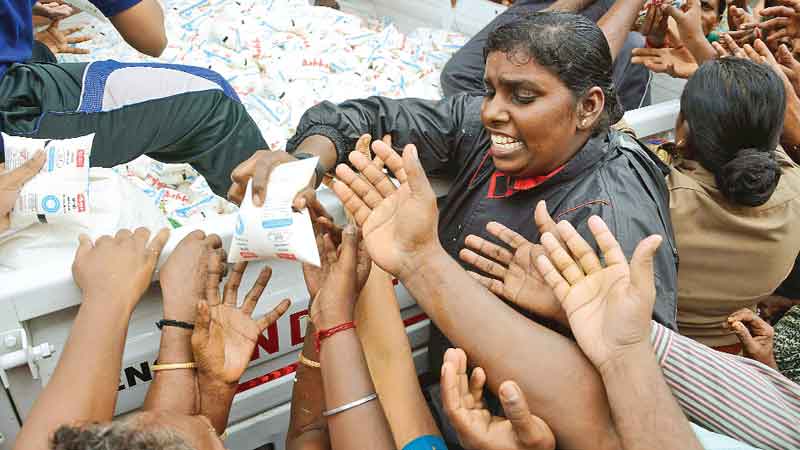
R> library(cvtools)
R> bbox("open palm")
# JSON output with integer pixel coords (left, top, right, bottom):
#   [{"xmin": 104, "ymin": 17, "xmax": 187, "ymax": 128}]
[
  {"xmin": 534, "ymin": 216, "xmax": 662, "ymax": 369},
  {"xmin": 193, "ymin": 262, "xmax": 290, "ymax": 384},
  {"xmin": 332, "ymin": 141, "xmax": 440, "ymax": 279},
  {"xmin": 442, "ymin": 348, "xmax": 555, "ymax": 450},
  {"xmin": 459, "ymin": 223, "xmax": 565, "ymax": 324}
]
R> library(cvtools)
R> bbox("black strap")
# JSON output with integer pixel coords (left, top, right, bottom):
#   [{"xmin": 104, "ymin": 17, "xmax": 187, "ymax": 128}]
[
  {"xmin": 156, "ymin": 319, "xmax": 195, "ymax": 330},
  {"xmin": 293, "ymin": 152, "xmax": 326, "ymax": 189}
]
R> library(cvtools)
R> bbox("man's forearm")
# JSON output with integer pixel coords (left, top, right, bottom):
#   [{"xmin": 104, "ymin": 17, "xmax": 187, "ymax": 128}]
[
  {"xmin": 598, "ymin": 0, "xmax": 645, "ymax": 61},
  {"xmin": 401, "ymin": 248, "xmax": 621, "ymax": 450},
  {"xmin": 14, "ymin": 298, "xmax": 136, "ymax": 450},
  {"xmin": 599, "ymin": 345, "xmax": 703, "ymax": 450},
  {"xmin": 143, "ymin": 327, "xmax": 197, "ymax": 414}
]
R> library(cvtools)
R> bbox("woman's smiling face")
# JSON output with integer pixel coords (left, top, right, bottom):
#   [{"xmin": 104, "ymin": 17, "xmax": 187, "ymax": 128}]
[{"xmin": 480, "ymin": 50, "xmax": 603, "ymax": 177}]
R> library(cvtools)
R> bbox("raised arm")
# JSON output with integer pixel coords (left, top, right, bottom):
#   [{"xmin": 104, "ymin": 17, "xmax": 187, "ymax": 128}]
[
  {"xmin": 287, "ymin": 232, "xmax": 332, "ymax": 450},
  {"xmin": 331, "ymin": 142, "xmax": 622, "ymax": 450},
  {"xmin": 597, "ymin": 0, "xmax": 646, "ymax": 62},
  {"xmin": 143, "ymin": 231, "xmax": 224, "ymax": 415},
  {"xmin": 227, "ymin": 96, "xmax": 477, "ymax": 231},
  {"xmin": 355, "ymin": 266, "xmax": 442, "ymax": 449},
  {"xmin": 663, "ymin": 0, "xmax": 717, "ymax": 64},
  {"xmin": 534, "ymin": 217, "xmax": 702, "ymax": 450},
  {"xmin": 285, "ymin": 95, "xmax": 477, "ymax": 173},
  {"xmin": 192, "ymin": 259, "xmax": 291, "ymax": 434},
  {"xmin": 107, "ymin": 0, "xmax": 167, "ymax": 57},
  {"xmin": 309, "ymin": 226, "xmax": 395, "ymax": 449},
  {"xmin": 14, "ymin": 228, "xmax": 170, "ymax": 450}
]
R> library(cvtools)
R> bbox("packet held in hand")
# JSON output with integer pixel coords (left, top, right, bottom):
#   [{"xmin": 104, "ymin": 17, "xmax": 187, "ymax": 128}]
[
  {"xmin": 3, "ymin": 133, "xmax": 93, "ymax": 216},
  {"xmin": 228, "ymin": 156, "xmax": 321, "ymax": 267}
]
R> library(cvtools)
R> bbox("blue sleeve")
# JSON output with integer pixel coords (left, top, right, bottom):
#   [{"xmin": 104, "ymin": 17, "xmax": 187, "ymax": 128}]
[
  {"xmin": 90, "ymin": 0, "xmax": 142, "ymax": 17},
  {"xmin": 402, "ymin": 435, "xmax": 448, "ymax": 450}
]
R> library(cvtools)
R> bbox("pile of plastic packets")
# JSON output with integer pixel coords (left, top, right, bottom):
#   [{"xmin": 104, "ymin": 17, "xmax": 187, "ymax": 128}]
[{"xmin": 59, "ymin": 0, "xmax": 467, "ymax": 228}]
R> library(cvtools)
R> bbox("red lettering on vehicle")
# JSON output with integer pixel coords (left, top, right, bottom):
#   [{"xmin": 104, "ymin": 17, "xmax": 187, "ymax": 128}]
[
  {"xmin": 277, "ymin": 253, "xmax": 297, "ymax": 261},
  {"xmin": 290, "ymin": 310, "xmax": 309, "ymax": 346},
  {"xmin": 76, "ymin": 150, "xmax": 85, "ymax": 168},
  {"xmin": 250, "ymin": 322, "xmax": 279, "ymax": 361}
]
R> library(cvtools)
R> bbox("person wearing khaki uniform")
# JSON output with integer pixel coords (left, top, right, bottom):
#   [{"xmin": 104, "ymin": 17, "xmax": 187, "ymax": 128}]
[
  {"xmin": 632, "ymin": 58, "xmax": 800, "ymax": 350},
  {"xmin": 670, "ymin": 153, "xmax": 800, "ymax": 348}
]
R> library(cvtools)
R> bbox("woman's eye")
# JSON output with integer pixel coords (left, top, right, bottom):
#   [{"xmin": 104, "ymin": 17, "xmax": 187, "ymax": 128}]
[{"xmin": 513, "ymin": 94, "xmax": 536, "ymax": 104}]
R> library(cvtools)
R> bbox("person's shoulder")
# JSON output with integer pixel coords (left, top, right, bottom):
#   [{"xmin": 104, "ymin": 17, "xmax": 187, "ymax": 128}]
[{"xmin": 89, "ymin": 0, "xmax": 144, "ymax": 18}]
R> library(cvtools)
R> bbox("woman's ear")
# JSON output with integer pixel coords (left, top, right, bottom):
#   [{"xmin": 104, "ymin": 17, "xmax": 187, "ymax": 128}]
[
  {"xmin": 675, "ymin": 113, "xmax": 693, "ymax": 158},
  {"xmin": 576, "ymin": 86, "xmax": 605, "ymax": 132}
]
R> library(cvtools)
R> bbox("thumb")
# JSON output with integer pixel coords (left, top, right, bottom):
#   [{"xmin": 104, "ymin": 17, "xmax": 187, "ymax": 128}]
[
  {"xmin": 338, "ymin": 223, "xmax": 359, "ymax": 272},
  {"xmin": 499, "ymin": 381, "xmax": 554, "ymax": 449},
  {"xmin": 3, "ymin": 151, "xmax": 45, "ymax": 190},
  {"xmin": 402, "ymin": 144, "xmax": 432, "ymax": 197},
  {"xmin": 732, "ymin": 321, "xmax": 757, "ymax": 349},
  {"xmin": 355, "ymin": 134, "xmax": 372, "ymax": 156},
  {"xmin": 74, "ymin": 233, "xmax": 93, "ymax": 261},
  {"xmin": 629, "ymin": 235, "xmax": 662, "ymax": 299},
  {"xmin": 534, "ymin": 200, "xmax": 557, "ymax": 234}
]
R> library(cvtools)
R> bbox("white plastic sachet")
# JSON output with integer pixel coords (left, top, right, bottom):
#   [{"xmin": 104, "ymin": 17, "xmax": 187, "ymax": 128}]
[
  {"xmin": 3, "ymin": 133, "xmax": 93, "ymax": 216},
  {"xmin": 228, "ymin": 156, "xmax": 321, "ymax": 267}
]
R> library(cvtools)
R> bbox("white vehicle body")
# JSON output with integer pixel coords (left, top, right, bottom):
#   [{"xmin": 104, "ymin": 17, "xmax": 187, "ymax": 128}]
[{"xmin": 0, "ymin": 0, "xmax": 681, "ymax": 447}]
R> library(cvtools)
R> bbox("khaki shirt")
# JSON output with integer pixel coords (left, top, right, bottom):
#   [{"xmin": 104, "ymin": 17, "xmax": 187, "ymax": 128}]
[{"xmin": 669, "ymin": 151, "xmax": 800, "ymax": 346}]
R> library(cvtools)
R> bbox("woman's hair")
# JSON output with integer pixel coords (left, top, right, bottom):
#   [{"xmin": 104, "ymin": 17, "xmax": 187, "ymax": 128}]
[
  {"xmin": 681, "ymin": 58, "xmax": 785, "ymax": 207},
  {"xmin": 51, "ymin": 422, "xmax": 194, "ymax": 450},
  {"xmin": 483, "ymin": 12, "xmax": 623, "ymax": 131}
]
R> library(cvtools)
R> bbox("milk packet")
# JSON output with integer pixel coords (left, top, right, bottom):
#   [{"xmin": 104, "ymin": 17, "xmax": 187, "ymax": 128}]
[
  {"xmin": 228, "ymin": 156, "xmax": 321, "ymax": 267},
  {"xmin": 3, "ymin": 133, "xmax": 93, "ymax": 216}
]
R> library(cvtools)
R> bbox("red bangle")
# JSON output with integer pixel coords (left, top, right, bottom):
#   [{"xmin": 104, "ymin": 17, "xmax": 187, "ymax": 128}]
[{"xmin": 316, "ymin": 321, "xmax": 356, "ymax": 352}]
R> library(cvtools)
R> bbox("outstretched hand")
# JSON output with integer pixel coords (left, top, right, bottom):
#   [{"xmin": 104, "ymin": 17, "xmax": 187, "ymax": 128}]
[
  {"xmin": 661, "ymin": 0, "xmax": 704, "ymax": 42},
  {"xmin": 759, "ymin": 0, "xmax": 800, "ymax": 44},
  {"xmin": 535, "ymin": 216, "xmax": 662, "ymax": 371},
  {"xmin": 458, "ymin": 201, "xmax": 566, "ymax": 325},
  {"xmin": 309, "ymin": 224, "xmax": 371, "ymax": 330},
  {"xmin": 442, "ymin": 348, "xmax": 555, "ymax": 450},
  {"xmin": 192, "ymin": 260, "xmax": 291, "ymax": 385},
  {"xmin": 631, "ymin": 46, "xmax": 699, "ymax": 79},
  {"xmin": 332, "ymin": 140, "xmax": 440, "ymax": 280},
  {"xmin": 35, "ymin": 21, "xmax": 91, "ymax": 55},
  {"xmin": 72, "ymin": 228, "xmax": 170, "ymax": 309}
]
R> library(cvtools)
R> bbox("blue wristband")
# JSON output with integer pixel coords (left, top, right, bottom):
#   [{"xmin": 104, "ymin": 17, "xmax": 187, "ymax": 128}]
[{"xmin": 402, "ymin": 435, "xmax": 448, "ymax": 450}]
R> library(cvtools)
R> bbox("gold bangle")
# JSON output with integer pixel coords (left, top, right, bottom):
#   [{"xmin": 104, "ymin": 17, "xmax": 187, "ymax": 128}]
[
  {"xmin": 298, "ymin": 353, "xmax": 320, "ymax": 369},
  {"xmin": 151, "ymin": 362, "xmax": 196, "ymax": 372},
  {"xmin": 219, "ymin": 430, "xmax": 228, "ymax": 441}
]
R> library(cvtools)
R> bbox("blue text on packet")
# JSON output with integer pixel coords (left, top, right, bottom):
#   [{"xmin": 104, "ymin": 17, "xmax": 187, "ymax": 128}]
[{"xmin": 262, "ymin": 218, "xmax": 293, "ymax": 229}]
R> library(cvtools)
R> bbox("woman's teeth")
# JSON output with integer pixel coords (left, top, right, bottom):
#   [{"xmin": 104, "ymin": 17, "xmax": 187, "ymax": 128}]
[{"xmin": 491, "ymin": 134, "xmax": 524, "ymax": 151}]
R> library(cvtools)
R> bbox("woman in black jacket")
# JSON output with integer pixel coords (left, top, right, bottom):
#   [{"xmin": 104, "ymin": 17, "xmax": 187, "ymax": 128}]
[{"xmin": 281, "ymin": 12, "xmax": 677, "ymax": 327}]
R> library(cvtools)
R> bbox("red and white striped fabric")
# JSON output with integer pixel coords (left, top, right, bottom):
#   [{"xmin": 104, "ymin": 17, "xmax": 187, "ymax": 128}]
[{"xmin": 651, "ymin": 321, "xmax": 800, "ymax": 450}]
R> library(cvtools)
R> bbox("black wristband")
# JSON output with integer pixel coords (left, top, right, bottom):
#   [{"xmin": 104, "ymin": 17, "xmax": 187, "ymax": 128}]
[
  {"xmin": 293, "ymin": 152, "xmax": 326, "ymax": 189},
  {"xmin": 156, "ymin": 319, "xmax": 195, "ymax": 330}
]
